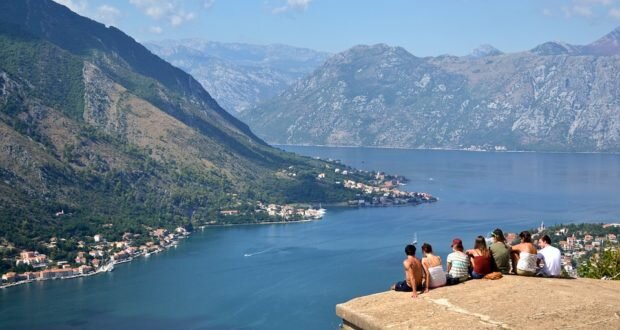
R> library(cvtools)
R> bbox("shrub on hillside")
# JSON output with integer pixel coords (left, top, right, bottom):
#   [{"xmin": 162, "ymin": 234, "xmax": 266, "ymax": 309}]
[{"xmin": 577, "ymin": 247, "xmax": 620, "ymax": 280}]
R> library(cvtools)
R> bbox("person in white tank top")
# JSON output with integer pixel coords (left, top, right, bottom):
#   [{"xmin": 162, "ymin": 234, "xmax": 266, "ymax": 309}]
[
  {"xmin": 421, "ymin": 243, "xmax": 447, "ymax": 291},
  {"xmin": 510, "ymin": 231, "xmax": 537, "ymax": 276}
]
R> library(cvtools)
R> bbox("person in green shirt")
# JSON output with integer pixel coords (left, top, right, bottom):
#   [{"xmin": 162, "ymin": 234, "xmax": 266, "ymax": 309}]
[{"xmin": 488, "ymin": 228, "xmax": 511, "ymax": 274}]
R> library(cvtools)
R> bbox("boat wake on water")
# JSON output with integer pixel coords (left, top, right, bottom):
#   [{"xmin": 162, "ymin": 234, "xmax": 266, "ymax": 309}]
[{"xmin": 243, "ymin": 247, "xmax": 275, "ymax": 257}]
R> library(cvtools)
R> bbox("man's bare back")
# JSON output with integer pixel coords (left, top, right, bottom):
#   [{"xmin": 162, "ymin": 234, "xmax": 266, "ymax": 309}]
[
  {"xmin": 391, "ymin": 244, "xmax": 423, "ymax": 298},
  {"xmin": 404, "ymin": 256, "xmax": 423, "ymax": 296}
]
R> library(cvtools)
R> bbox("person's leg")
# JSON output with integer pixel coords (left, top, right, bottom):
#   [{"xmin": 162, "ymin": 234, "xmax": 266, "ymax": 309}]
[
  {"xmin": 393, "ymin": 280, "xmax": 413, "ymax": 292},
  {"xmin": 471, "ymin": 271, "xmax": 484, "ymax": 279},
  {"xmin": 446, "ymin": 275, "xmax": 459, "ymax": 285}
]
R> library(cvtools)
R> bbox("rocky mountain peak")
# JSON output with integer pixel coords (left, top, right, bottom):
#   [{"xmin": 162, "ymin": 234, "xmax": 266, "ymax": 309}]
[
  {"xmin": 469, "ymin": 44, "xmax": 503, "ymax": 57},
  {"xmin": 327, "ymin": 43, "xmax": 416, "ymax": 67},
  {"xmin": 585, "ymin": 25, "xmax": 620, "ymax": 55},
  {"xmin": 530, "ymin": 41, "xmax": 580, "ymax": 55}
]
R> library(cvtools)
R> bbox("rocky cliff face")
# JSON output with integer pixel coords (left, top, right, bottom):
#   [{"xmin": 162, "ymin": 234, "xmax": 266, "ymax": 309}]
[
  {"xmin": 146, "ymin": 40, "xmax": 329, "ymax": 114},
  {"xmin": 244, "ymin": 29, "xmax": 620, "ymax": 152},
  {"xmin": 0, "ymin": 0, "xmax": 356, "ymax": 249}
]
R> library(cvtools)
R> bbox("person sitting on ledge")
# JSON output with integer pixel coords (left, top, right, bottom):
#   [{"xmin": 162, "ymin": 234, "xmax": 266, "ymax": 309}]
[
  {"xmin": 537, "ymin": 234, "xmax": 561, "ymax": 277},
  {"xmin": 447, "ymin": 238, "xmax": 470, "ymax": 283},
  {"xmin": 488, "ymin": 228, "xmax": 511, "ymax": 274},
  {"xmin": 390, "ymin": 244, "xmax": 424, "ymax": 298},
  {"xmin": 510, "ymin": 231, "xmax": 537, "ymax": 276},
  {"xmin": 466, "ymin": 236, "xmax": 493, "ymax": 279},
  {"xmin": 421, "ymin": 243, "xmax": 446, "ymax": 291}
]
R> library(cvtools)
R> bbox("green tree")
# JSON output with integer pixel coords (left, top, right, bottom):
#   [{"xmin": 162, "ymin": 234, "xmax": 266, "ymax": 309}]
[{"xmin": 577, "ymin": 247, "xmax": 620, "ymax": 280}]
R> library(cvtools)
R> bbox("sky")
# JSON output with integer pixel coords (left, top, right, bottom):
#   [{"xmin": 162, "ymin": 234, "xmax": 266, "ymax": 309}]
[{"xmin": 54, "ymin": 0, "xmax": 620, "ymax": 56}]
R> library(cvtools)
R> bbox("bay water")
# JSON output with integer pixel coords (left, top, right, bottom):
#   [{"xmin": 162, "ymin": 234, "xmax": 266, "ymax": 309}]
[{"xmin": 1, "ymin": 147, "xmax": 619, "ymax": 329}]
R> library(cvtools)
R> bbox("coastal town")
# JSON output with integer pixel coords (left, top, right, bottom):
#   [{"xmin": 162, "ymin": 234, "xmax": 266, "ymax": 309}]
[
  {"xmin": 1, "ymin": 167, "xmax": 439, "ymax": 289},
  {"xmin": 1, "ymin": 227, "xmax": 190, "ymax": 288},
  {"xmin": 342, "ymin": 178, "xmax": 436, "ymax": 206}
]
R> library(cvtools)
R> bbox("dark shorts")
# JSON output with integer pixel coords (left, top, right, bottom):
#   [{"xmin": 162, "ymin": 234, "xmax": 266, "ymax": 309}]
[
  {"xmin": 471, "ymin": 271, "xmax": 486, "ymax": 279},
  {"xmin": 394, "ymin": 280, "xmax": 422, "ymax": 292},
  {"xmin": 394, "ymin": 280, "xmax": 412, "ymax": 292}
]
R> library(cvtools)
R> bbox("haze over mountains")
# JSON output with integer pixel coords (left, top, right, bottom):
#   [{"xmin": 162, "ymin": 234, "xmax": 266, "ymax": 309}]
[
  {"xmin": 0, "ymin": 0, "xmax": 357, "ymax": 248},
  {"xmin": 145, "ymin": 40, "xmax": 329, "ymax": 114},
  {"xmin": 243, "ymin": 27, "xmax": 620, "ymax": 152}
]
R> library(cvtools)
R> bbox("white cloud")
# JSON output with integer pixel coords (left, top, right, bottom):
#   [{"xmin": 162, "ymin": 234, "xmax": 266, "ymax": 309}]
[
  {"xmin": 53, "ymin": 0, "xmax": 88, "ymax": 15},
  {"xmin": 572, "ymin": 5, "xmax": 594, "ymax": 17},
  {"xmin": 129, "ymin": 0, "xmax": 198, "ymax": 27},
  {"xmin": 272, "ymin": 0, "xmax": 312, "ymax": 14},
  {"xmin": 556, "ymin": 0, "xmax": 620, "ymax": 19},
  {"xmin": 610, "ymin": 7, "xmax": 620, "ymax": 18},
  {"xmin": 575, "ymin": 0, "xmax": 614, "ymax": 5},
  {"xmin": 203, "ymin": 0, "xmax": 215, "ymax": 10},
  {"xmin": 542, "ymin": 8, "xmax": 553, "ymax": 16},
  {"xmin": 149, "ymin": 26, "xmax": 163, "ymax": 34},
  {"xmin": 95, "ymin": 5, "xmax": 122, "ymax": 26}
]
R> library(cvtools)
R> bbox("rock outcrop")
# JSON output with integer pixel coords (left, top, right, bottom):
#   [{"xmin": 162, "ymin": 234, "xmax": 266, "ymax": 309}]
[{"xmin": 336, "ymin": 276, "xmax": 620, "ymax": 329}]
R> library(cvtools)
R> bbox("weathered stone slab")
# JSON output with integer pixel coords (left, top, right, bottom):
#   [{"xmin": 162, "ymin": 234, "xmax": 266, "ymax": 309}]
[{"xmin": 336, "ymin": 276, "xmax": 620, "ymax": 329}]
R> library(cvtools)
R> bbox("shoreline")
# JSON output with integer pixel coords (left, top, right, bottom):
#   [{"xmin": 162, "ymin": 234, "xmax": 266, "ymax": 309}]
[
  {"xmin": 0, "ymin": 200, "xmax": 436, "ymax": 289},
  {"xmin": 273, "ymin": 143, "xmax": 620, "ymax": 155},
  {"xmin": 0, "ymin": 217, "xmax": 322, "ymax": 290}
]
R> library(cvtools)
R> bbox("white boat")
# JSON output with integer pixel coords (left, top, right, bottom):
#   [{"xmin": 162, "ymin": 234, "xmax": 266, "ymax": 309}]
[{"xmin": 100, "ymin": 262, "xmax": 115, "ymax": 272}]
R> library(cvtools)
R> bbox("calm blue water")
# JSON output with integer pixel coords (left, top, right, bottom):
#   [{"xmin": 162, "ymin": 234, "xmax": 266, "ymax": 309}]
[{"xmin": 1, "ymin": 147, "xmax": 619, "ymax": 329}]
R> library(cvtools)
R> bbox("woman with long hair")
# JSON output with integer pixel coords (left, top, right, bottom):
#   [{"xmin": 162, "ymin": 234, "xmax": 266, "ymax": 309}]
[
  {"xmin": 466, "ymin": 236, "xmax": 493, "ymax": 279},
  {"xmin": 510, "ymin": 231, "xmax": 537, "ymax": 276}
]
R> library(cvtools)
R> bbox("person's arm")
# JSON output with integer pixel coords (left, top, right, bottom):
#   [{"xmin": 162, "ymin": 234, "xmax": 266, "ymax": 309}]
[
  {"xmin": 405, "ymin": 262, "xmax": 417, "ymax": 298},
  {"xmin": 422, "ymin": 259, "xmax": 430, "ymax": 293},
  {"xmin": 489, "ymin": 248, "xmax": 498, "ymax": 272},
  {"xmin": 447, "ymin": 254, "xmax": 452, "ymax": 272},
  {"xmin": 510, "ymin": 243, "xmax": 521, "ymax": 255}
]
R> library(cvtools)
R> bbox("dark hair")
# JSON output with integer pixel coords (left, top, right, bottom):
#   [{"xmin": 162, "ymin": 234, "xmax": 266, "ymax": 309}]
[
  {"xmin": 474, "ymin": 236, "xmax": 490, "ymax": 256},
  {"xmin": 492, "ymin": 228, "xmax": 505, "ymax": 242},
  {"xmin": 453, "ymin": 241, "xmax": 464, "ymax": 251},
  {"xmin": 405, "ymin": 244, "xmax": 416, "ymax": 256},
  {"xmin": 519, "ymin": 231, "xmax": 532, "ymax": 243},
  {"xmin": 541, "ymin": 235, "xmax": 551, "ymax": 244},
  {"xmin": 421, "ymin": 243, "xmax": 432, "ymax": 254}
]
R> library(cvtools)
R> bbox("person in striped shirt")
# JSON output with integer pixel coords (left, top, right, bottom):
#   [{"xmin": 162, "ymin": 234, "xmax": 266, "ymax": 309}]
[{"xmin": 446, "ymin": 238, "xmax": 471, "ymax": 282}]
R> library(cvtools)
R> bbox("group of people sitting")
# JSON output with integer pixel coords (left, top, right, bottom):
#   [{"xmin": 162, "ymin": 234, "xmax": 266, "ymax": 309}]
[{"xmin": 390, "ymin": 228, "xmax": 562, "ymax": 298}]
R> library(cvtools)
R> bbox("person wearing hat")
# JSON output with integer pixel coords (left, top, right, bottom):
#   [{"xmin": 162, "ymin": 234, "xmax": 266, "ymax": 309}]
[
  {"xmin": 446, "ymin": 238, "xmax": 470, "ymax": 282},
  {"xmin": 489, "ymin": 228, "xmax": 511, "ymax": 274}
]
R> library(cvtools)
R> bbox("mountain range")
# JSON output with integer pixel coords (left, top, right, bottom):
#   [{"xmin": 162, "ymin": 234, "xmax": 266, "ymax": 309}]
[
  {"xmin": 0, "ymin": 0, "xmax": 361, "ymax": 250},
  {"xmin": 243, "ymin": 28, "xmax": 620, "ymax": 152},
  {"xmin": 145, "ymin": 40, "xmax": 329, "ymax": 114}
]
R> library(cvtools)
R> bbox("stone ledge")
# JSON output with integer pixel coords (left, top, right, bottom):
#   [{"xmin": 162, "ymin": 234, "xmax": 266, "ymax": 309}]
[{"xmin": 336, "ymin": 276, "xmax": 620, "ymax": 329}]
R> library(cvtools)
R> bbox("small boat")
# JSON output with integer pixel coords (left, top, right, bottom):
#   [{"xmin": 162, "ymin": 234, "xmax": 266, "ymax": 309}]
[{"xmin": 101, "ymin": 262, "xmax": 115, "ymax": 272}]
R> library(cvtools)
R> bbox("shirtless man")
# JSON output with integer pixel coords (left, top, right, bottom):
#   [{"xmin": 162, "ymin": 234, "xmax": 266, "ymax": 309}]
[{"xmin": 390, "ymin": 244, "xmax": 424, "ymax": 298}]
